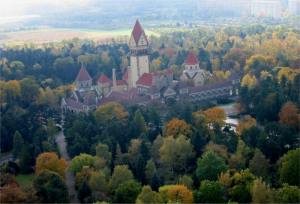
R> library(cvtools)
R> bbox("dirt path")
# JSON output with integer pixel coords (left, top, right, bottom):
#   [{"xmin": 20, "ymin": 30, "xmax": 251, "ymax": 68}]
[{"xmin": 55, "ymin": 130, "xmax": 79, "ymax": 203}]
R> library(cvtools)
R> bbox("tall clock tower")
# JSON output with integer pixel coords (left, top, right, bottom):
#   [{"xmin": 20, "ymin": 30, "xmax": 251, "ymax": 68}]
[{"xmin": 128, "ymin": 19, "xmax": 150, "ymax": 88}]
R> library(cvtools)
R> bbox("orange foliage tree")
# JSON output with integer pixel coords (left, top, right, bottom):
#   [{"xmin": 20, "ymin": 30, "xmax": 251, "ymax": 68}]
[
  {"xmin": 159, "ymin": 185, "xmax": 194, "ymax": 203},
  {"xmin": 164, "ymin": 118, "xmax": 192, "ymax": 137},
  {"xmin": 203, "ymin": 107, "xmax": 226, "ymax": 127},
  {"xmin": 35, "ymin": 152, "xmax": 67, "ymax": 178},
  {"xmin": 236, "ymin": 115, "xmax": 257, "ymax": 135},
  {"xmin": 279, "ymin": 101, "xmax": 300, "ymax": 129}
]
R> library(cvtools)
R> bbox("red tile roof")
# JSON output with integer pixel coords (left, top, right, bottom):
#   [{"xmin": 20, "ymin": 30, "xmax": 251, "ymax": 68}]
[
  {"xmin": 76, "ymin": 67, "xmax": 92, "ymax": 81},
  {"xmin": 184, "ymin": 51, "xmax": 199, "ymax": 65},
  {"xmin": 131, "ymin": 19, "xmax": 148, "ymax": 45},
  {"xmin": 117, "ymin": 80, "xmax": 127, "ymax": 86},
  {"xmin": 98, "ymin": 74, "xmax": 111, "ymax": 84},
  {"xmin": 136, "ymin": 73, "xmax": 153, "ymax": 87}
]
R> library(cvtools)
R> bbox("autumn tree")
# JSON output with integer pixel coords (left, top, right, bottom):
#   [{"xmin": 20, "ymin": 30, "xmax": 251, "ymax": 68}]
[
  {"xmin": 241, "ymin": 73, "xmax": 257, "ymax": 89},
  {"xmin": 278, "ymin": 101, "xmax": 300, "ymax": 129},
  {"xmin": 159, "ymin": 185, "xmax": 194, "ymax": 203},
  {"xmin": 164, "ymin": 118, "xmax": 192, "ymax": 137},
  {"xmin": 35, "ymin": 152, "xmax": 67, "ymax": 178},
  {"xmin": 202, "ymin": 107, "xmax": 226, "ymax": 127},
  {"xmin": 196, "ymin": 151, "xmax": 228, "ymax": 182},
  {"xmin": 236, "ymin": 115, "xmax": 257, "ymax": 135},
  {"xmin": 251, "ymin": 178, "xmax": 273, "ymax": 203},
  {"xmin": 94, "ymin": 102, "xmax": 128, "ymax": 125}
]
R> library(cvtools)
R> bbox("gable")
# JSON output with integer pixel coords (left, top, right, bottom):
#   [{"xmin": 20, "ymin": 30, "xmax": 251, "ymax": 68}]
[{"xmin": 138, "ymin": 33, "xmax": 148, "ymax": 46}]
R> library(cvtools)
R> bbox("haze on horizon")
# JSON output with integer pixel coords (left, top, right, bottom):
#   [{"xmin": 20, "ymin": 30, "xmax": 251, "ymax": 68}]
[{"xmin": 0, "ymin": 0, "xmax": 296, "ymax": 31}]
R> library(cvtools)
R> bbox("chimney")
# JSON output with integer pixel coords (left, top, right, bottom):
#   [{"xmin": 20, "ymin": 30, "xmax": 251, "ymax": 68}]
[{"xmin": 112, "ymin": 68, "xmax": 117, "ymax": 87}]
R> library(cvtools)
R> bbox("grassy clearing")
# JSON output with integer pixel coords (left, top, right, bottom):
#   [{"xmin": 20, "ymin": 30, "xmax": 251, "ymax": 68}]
[{"xmin": 16, "ymin": 174, "xmax": 34, "ymax": 188}]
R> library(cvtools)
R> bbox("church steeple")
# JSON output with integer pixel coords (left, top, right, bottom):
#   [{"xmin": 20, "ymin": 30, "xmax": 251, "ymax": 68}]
[{"xmin": 128, "ymin": 19, "xmax": 150, "ymax": 88}]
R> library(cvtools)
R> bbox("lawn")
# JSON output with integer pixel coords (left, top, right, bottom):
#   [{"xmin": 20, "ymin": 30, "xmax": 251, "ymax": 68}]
[{"xmin": 16, "ymin": 174, "xmax": 34, "ymax": 188}]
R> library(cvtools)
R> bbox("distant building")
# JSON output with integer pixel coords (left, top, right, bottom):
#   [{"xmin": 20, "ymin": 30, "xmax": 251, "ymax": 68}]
[
  {"xmin": 180, "ymin": 51, "xmax": 211, "ymax": 86},
  {"xmin": 62, "ymin": 20, "xmax": 241, "ymax": 113},
  {"xmin": 288, "ymin": 0, "xmax": 300, "ymax": 15},
  {"xmin": 251, "ymin": 0, "xmax": 282, "ymax": 18},
  {"xmin": 128, "ymin": 20, "xmax": 150, "ymax": 88},
  {"xmin": 61, "ymin": 66, "xmax": 101, "ymax": 113}
]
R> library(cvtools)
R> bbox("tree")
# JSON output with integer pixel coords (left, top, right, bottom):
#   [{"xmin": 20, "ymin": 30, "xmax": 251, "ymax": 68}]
[
  {"xmin": 19, "ymin": 78, "xmax": 40, "ymax": 107},
  {"xmin": 229, "ymin": 169, "xmax": 256, "ymax": 203},
  {"xmin": 196, "ymin": 151, "xmax": 228, "ymax": 182},
  {"xmin": 251, "ymin": 178, "xmax": 273, "ymax": 203},
  {"xmin": 249, "ymin": 149, "xmax": 270, "ymax": 179},
  {"xmin": 136, "ymin": 185, "xmax": 163, "ymax": 204},
  {"xmin": 279, "ymin": 101, "xmax": 300, "ymax": 129},
  {"xmin": 33, "ymin": 170, "xmax": 68, "ymax": 203},
  {"xmin": 229, "ymin": 139, "xmax": 252, "ymax": 170},
  {"xmin": 241, "ymin": 73, "xmax": 257, "ymax": 89},
  {"xmin": 35, "ymin": 152, "xmax": 67, "ymax": 178},
  {"xmin": 46, "ymin": 119, "xmax": 56, "ymax": 145},
  {"xmin": 278, "ymin": 148, "xmax": 300, "ymax": 186},
  {"xmin": 69, "ymin": 153, "xmax": 96, "ymax": 174},
  {"xmin": 159, "ymin": 135, "xmax": 195, "ymax": 176},
  {"xmin": 88, "ymin": 170, "xmax": 108, "ymax": 195},
  {"xmin": 114, "ymin": 180, "xmax": 141, "ymax": 203},
  {"xmin": 95, "ymin": 143, "xmax": 111, "ymax": 165},
  {"xmin": 274, "ymin": 184, "xmax": 300, "ymax": 203},
  {"xmin": 164, "ymin": 118, "xmax": 192, "ymax": 137},
  {"xmin": 236, "ymin": 115, "xmax": 257, "ymax": 135},
  {"xmin": 177, "ymin": 175, "xmax": 193, "ymax": 189},
  {"xmin": 94, "ymin": 102, "xmax": 128, "ymax": 125},
  {"xmin": 19, "ymin": 144, "xmax": 33, "ymax": 173},
  {"xmin": 196, "ymin": 180, "xmax": 225, "ymax": 203},
  {"xmin": 132, "ymin": 110, "xmax": 147, "ymax": 136},
  {"xmin": 12, "ymin": 131, "xmax": 24, "ymax": 159},
  {"xmin": 109, "ymin": 165, "xmax": 134, "ymax": 191},
  {"xmin": 203, "ymin": 107, "xmax": 226, "ymax": 127},
  {"xmin": 159, "ymin": 185, "xmax": 194, "ymax": 203}
]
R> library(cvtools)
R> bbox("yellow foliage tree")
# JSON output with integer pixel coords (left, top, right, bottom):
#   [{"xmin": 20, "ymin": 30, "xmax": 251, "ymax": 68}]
[
  {"xmin": 241, "ymin": 73, "xmax": 257, "ymax": 89},
  {"xmin": 236, "ymin": 115, "xmax": 257, "ymax": 135},
  {"xmin": 164, "ymin": 118, "xmax": 192, "ymax": 137},
  {"xmin": 203, "ymin": 107, "xmax": 226, "ymax": 127},
  {"xmin": 260, "ymin": 70, "xmax": 273, "ymax": 79},
  {"xmin": 159, "ymin": 185, "xmax": 194, "ymax": 203},
  {"xmin": 35, "ymin": 152, "xmax": 67, "ymax": 178},
  {"xmin": 277, "ymin": 67, "xmax": 299, "ymax": 81}
]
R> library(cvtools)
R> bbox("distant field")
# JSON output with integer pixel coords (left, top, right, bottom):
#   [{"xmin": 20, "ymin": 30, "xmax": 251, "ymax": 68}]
[{"xmin": 0, "ymin": 28, "xmax": 160, "ymax": 46}]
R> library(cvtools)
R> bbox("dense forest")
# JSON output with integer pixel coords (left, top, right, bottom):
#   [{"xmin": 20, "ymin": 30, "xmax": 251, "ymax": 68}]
[{"xmin": 0, "ymin": 24, "xmax": 299, "ymax": 203}]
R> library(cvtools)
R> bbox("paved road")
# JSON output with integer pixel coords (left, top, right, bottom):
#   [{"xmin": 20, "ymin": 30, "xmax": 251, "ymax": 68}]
[{"xmin": 55, "ymin": 130, "xmax": 79, "ymax": 203}]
